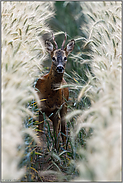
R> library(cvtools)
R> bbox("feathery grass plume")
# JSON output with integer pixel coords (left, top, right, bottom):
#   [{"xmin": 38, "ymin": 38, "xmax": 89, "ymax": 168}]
[
  {"xmin": 2, "ymin": 1, "xmax": 54, "ymax": 181},
  {"xmin": 69, "ymin": 2, "xmax": 121, "ymax": 181}
]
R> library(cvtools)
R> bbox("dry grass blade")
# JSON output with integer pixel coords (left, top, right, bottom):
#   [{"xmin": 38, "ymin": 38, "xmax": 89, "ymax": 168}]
[
  {"xmin": 71, "ymin": 1, "xmax": 121, "ymax": 181},
  {"xmin": 2, "ymin": 1, "xmax": 54, "ymax": 181}
]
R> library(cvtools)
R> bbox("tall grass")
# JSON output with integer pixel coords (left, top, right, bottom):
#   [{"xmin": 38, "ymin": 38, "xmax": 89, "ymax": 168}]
[
  {"xmin": 2, "ymin": 1, "xmax": 54, "ymax": 181},
  {"xmin": 67, "ymin": 2, "xmax": 121, "ymax": 181},
  {"xmin": 2, "ymin": 1, "xmax": 121, "ymax": 182}
]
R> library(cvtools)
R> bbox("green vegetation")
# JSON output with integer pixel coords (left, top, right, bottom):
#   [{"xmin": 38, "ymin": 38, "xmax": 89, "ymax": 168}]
[{"xmin": 2, "ymin": 1, "xmax": 121, "ymax": 182}]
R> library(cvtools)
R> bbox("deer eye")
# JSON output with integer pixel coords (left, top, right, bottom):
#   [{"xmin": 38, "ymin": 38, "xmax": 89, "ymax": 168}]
[
  {"xmin": 64, "ymin": 57, "xmax": 67, "ymax": 61},
  {"xmin": 52, "ymin": 57, "xmax": 56, "ymax": 61}
]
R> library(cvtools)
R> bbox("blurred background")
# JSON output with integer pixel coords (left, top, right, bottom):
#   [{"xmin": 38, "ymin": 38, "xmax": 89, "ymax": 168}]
[{"xmin": 43, "ymin": 1, "xmax": 90, "ymax": 82}]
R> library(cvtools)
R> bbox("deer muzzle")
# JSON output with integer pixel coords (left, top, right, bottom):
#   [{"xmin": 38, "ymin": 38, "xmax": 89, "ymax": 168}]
[{"xmin": 56, "ymin": 64, "xmax": 64, "ymax": 73}]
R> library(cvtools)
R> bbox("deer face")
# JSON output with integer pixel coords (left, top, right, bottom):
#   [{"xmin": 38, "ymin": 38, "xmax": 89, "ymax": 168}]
[{"xmin": 45, "ymin": 34, "xmax": 75, "ymax": 73}]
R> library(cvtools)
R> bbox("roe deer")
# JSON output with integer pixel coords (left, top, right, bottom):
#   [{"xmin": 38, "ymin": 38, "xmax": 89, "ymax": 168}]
[{"xmin": 35, "ymin": 33, "xmax": 75, "ymax": 150}]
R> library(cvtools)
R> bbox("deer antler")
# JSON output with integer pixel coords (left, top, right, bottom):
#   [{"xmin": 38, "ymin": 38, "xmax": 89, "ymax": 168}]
[
  {"xmin": 52, "ymin": 32, "xmax": 58, "ymax": 49},
  {"xmin": 61, "ymin": 32, "xmax": 67, "ymax": 50}
]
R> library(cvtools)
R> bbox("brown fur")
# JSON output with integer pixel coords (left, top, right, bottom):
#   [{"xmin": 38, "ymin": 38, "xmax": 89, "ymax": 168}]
[{"xmin": 35, "ymin": 37, "xmax": 74, "ymax": 149}]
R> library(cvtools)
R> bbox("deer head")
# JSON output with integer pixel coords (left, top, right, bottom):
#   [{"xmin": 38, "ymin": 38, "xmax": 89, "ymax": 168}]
[{"xmin": 45, "ymin": 33, "xmax": 75, "ymax": 73}]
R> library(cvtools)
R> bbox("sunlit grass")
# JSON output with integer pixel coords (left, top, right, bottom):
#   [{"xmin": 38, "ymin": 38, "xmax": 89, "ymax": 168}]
[
  {"xmin": 19, "ymin": 1, "xmax": 121, "ymax": 182},
  {"xmin": 2, "ymin": 1, "xmax": 54, "ymax": 181},
  {"xmin": 67, "ymin": 2, "xmax": 121, "ymax": 181},
  {"xmin": 2, "ymin": 1, "xmax": 121, "ymax": 182}
]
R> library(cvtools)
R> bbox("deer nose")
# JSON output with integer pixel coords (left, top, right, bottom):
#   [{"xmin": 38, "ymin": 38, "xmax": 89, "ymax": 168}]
[{"xmin": 56, "ymin": 65, "xmax": 64, "ymax": 73}]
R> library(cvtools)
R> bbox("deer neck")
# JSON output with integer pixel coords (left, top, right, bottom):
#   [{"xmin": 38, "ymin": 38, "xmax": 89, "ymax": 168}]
[{"xmin": 48, "ymin": 64, "xmax": 64, "ymax": 90}]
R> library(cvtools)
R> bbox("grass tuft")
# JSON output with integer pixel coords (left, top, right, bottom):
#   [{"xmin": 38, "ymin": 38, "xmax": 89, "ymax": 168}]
[
  {"xmin": 2, "ymin": 1, "xmax": 54, "ymax": 181},
  {"xmin": 69, "ymin": 2, "xmax": 121, "ymax": 181}
]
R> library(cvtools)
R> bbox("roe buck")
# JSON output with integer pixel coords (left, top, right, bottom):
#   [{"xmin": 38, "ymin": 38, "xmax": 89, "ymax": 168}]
[{"xmin": 35, "ymin": 33, "xmax": 75, "ymax": 149}]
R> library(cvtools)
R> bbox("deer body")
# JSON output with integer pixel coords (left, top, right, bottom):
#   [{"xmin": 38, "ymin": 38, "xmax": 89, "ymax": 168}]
[{"xmin": 35, "ymin": 34, "xmax": 74, "ymax": 149}]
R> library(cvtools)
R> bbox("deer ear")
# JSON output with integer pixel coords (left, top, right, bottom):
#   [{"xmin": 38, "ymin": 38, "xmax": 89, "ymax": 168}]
[
  {"xmin": 45, "ymin": 41, "xmax": 54, "ymax": 53},
  {"xmin": 65, "ymin": 40, "xmax": 75, "ymax": 56}
]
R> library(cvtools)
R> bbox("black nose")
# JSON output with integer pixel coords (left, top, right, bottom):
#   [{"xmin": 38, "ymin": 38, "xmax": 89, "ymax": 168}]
[{"xmin": 56, "ymin": 65, "xmax": 64, "ymax": 73}]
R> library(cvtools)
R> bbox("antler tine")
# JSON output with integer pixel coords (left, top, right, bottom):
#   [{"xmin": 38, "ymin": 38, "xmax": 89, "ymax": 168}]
[
  {"xmin": 61, "ymin": 32, "xmax": 67, "ymax": 50},
  {"xmin": 52, "ymin": 32, "xmax": 58, "ymax": 49}
]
